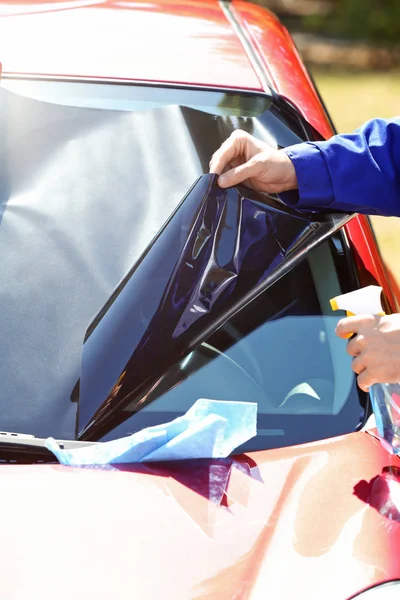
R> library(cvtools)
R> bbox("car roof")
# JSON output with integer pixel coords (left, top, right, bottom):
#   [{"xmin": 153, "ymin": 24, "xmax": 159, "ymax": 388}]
[
  {"xmin": 0, "ymin": 0, "xmax": 262, "ymax": 90},
  {"xmin": 0, "ymin": 0, "xmax": 333, "ymax": 141}
]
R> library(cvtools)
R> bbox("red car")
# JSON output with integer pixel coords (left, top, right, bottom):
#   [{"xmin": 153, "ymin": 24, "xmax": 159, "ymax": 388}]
[{"xmin": 1, "ymin": 1, "xmax": 400, "ymax": 599}]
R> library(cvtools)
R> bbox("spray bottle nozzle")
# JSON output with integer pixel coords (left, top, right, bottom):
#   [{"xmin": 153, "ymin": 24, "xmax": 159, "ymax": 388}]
[{"xmin": 330, "ymin": 285, "xmax": 385, "ymax": 317}]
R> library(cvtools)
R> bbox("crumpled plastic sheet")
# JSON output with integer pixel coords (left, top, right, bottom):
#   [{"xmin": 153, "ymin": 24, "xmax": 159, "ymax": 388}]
[
  {"xmin": 78, "ymin": 173, "xmax": 348, "ymax": 440},
  {"xmin": 46, "ymin": 399, "xmax": 257, "ymax": 465},
  {"xmin": 127, "ymin": 458, "xmax": 253, "ymax": 538}
]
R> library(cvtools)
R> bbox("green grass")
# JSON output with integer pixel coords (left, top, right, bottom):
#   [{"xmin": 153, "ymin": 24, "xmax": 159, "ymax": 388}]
[{"xmin": 311, "ymin": 68, "xmax": 400, "ymax": 284}]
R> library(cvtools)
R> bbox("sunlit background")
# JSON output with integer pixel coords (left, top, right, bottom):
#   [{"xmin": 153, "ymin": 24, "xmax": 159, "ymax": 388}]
[{"xmin": 251, "ymin": 0, "xmax": 400, "ymax": 287}]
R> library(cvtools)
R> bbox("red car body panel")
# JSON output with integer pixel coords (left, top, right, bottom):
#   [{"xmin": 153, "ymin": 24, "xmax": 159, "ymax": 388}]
[
  {"xmin": 1, "ymin": 1, "xmax": 400, "ymax": 598},
  {"xmin": 0, "ymin": 0, "xmax": 261, "ymax": 90},
  {"xmin": 1, "ymin": 432, "xmax": 400, "ymax": 599},
  {"xmin": 231, "ymin": 0, "xmax": 333, "ymax": 140}
]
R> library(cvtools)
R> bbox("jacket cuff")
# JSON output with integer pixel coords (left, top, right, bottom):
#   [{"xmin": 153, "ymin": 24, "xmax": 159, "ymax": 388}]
[{"xmin": 281, "ymin": 143, "xmax": 335, "ymax": 209}]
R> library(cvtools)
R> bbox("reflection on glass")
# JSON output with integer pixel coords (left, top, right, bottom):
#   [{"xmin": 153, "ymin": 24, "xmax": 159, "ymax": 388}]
[
  {"xmin": 1, "ymin": 79, "xmax": 272, "ymax": 116},
  {"xmin": 77, "ymin": 169, "xmax": 358, "ymax": 445},
  {"xmin": 0, "ymin": 80, "xmax": 347, "ymax": 444},
  {"xmin": 99, "ymin": 240, "xmax": 364, "ymax": 451}
]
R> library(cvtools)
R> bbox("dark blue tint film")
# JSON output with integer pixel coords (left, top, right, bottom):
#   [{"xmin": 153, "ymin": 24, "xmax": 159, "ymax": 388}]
[
  {"xmin": 78, "ymin": 175, "xmax": 355, "ymax": 441},
  {"xmin": 0, "ymin": 83, "xmax": 351, "ymax": 445},
  {"xmin": 97, "ymin": 237, "xmax": 364, "ymax": 451}
]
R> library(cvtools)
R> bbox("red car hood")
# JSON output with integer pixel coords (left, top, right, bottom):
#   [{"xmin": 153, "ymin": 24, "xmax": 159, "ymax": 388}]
[{"xmin": 2, "ymin": 431, "xmax": 400, "ymax": 599}]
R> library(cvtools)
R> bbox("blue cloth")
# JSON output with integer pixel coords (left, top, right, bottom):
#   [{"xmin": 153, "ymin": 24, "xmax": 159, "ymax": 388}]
[
  {"xmin": 282, "ymin": 118, "xmax": 400, "ymax": 217},
  {"xmin": 45, "ymin": 399, "xmax": 257, "ymax": 466}
]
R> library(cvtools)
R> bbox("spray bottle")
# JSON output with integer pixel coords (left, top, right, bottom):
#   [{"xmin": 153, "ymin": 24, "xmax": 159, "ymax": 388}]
[{"xmin": 330, "ymin": 285, "xmax": 400, "ymax": 455}]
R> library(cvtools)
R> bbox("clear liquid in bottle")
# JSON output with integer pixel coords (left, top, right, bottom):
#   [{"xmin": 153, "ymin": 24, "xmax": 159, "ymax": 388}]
[{"xmin": 370, "ymin": 383, "xmax": 400, "ymax": 455}]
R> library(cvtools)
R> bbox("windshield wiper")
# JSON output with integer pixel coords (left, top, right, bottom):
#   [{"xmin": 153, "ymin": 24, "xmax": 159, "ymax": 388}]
[{"xmin": 0, "ymin": 431, "xmax": 98, "ymax": 463}]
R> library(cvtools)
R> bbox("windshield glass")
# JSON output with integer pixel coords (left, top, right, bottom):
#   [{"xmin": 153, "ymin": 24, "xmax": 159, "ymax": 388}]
[
  {"xmin": 100, "ymin": 237, "xmax": 365, "ymax": 451},
  {"xmin": 2, "ymin": 79, "xmax": 272, "ymax": 116},
  {"xmin": 0, "ymin": 78, "xmax": 363, "ymax": 452}
]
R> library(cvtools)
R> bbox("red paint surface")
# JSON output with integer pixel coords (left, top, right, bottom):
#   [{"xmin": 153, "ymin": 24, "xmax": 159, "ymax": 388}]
[
  {"xmin": 231, "ymin": 0, "xmax": 333, "ymax": 140},
  {"xmin": 0, "ymin": 0, "xmax": 335, "ymax": 140},
  {"xmin": 0, "ymin": 0, "xmax": 261, "ymax": 90},
  {"xmin": 1, "ymin": 433, "xmax": 400, "ymax": 599},
  {"xmin": 1, "ymin": 3, "xmax": 400, "ymax": 599}
]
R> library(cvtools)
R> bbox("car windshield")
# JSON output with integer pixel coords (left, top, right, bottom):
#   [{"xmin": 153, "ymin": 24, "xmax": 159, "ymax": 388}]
[
  {"xmin": 100, "ymin": 235, "xmax": 365, "ymax": 451},
  {"xmin": 0, "ymin": 78, "xmax": 365, "ymax": 452},
  {"xmin": 2, "ymin": 79, "xmax": 272, "ymax": 116}
]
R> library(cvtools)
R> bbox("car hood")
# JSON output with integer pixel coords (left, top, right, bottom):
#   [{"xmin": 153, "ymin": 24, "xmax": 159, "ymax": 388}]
[{"xmin": 2, "ymin": 431, "xmax": 400, "ymax": 600}]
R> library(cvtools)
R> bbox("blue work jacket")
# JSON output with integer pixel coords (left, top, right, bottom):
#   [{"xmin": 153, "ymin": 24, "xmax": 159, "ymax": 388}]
[{"xmin": 282, "ymin": 118, "xmax": 400, "ymax": 217}]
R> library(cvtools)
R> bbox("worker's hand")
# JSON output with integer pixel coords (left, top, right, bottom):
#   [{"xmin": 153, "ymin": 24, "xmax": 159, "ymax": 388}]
[
  {"xmin": 335, "ymin": 313, "xmax": 400, "ymax": 391},
  {"xmin": 209, "ymin": 130, "xmax": 298, "ymax": 193}
]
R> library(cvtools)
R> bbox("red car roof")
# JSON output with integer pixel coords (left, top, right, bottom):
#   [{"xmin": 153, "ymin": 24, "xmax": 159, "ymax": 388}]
[
  {"xmin": 0, "ymin": 0, "xmax": 262, "ymax": 90},
  {"xmin": 0, "ymin": 0, "xmax": 334, "ymax": 138}
]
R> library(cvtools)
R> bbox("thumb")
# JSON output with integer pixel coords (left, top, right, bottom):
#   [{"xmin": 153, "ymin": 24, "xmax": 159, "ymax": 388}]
[{"xmin": 218, "ymin": 159, "xmax": 260, "ymax": 188}]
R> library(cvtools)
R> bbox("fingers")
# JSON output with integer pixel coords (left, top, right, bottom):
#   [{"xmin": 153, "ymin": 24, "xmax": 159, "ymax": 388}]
[
  {"xmin": 347, "ymin": 335, "xmax": 364, "ymax": 357},
  {"xmin": 209, "ymin": 131, "xmax": 248, "ymax": 175},
  {"xmin": 335, "ymin": 314, "xmax": 375, "ymax": 339},
  {"xmin": 350, "ymin": 353, "xmax": 374, "ymax": 392},
  {"xmin": 335, "ymin": 316, "xmax": 360, "ymax": 339},
  {"xmin": 222, "ymin": 156, "xmax": 242, "ymax": 174},
  {"xmin": 218, "ymin": 158, "xmax": 260, "ymax": 188},
  {"xmin": 351, "ymin": 355, "xmax": 365, "ymax": 375},
  {"xmin": 334, "ymin": 312, "xmax": 400, "ymax": 392},
  {"xmin": 349, "ymin": 345, "xmax": 375, "ymax": 392},
  {"xmin": 357, "ymin": 370, "xmax": 376, "ymax": 393}
]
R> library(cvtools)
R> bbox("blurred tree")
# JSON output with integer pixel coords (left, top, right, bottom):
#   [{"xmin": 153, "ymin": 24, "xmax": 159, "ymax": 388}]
[
  {"xmin": 251, "ymin": 0, "xmax": 400, "ymax": 46},
  {"xmin": 303, "ymin": 0, "xmax": 400, "ymax": 45}
]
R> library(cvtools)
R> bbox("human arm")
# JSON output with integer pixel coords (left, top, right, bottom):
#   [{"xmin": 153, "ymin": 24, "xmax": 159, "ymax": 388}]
[
  {"xmin": 209, "ymin": 118, "xmax": 400, "ymax": 217},
  {"xmin": 284, "ymin": 117, "xmax": 400, "ymax": 216}
]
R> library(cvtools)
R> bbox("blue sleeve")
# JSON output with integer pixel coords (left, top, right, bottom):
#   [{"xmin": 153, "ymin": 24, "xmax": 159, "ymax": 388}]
[{"xmin": 281, "ymin": 118, "xmax": 400, "ymax": 217}]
